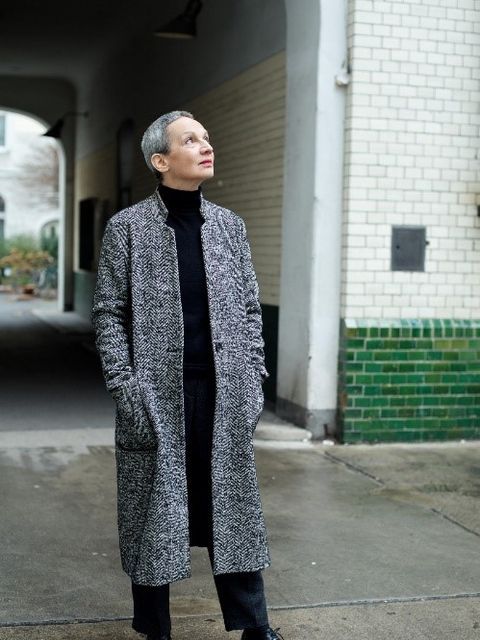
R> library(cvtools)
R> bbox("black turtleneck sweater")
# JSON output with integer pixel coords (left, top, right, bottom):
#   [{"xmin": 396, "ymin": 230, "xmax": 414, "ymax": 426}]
[{"xmin": 158, "ymin": 183, "xmax": 215, "ymax": 372}]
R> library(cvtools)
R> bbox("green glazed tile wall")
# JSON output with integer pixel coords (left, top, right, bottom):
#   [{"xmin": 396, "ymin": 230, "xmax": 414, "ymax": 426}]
[{"xmin": 338, "ymin": 319, "xmax": 480, "ymax": 443}]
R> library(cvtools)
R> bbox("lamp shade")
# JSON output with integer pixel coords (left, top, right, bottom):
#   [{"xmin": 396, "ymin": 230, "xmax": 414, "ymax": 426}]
[
  {"xmin": 155, "ymin": 0, "xmax": 203, "ymax": 39},
  {"xmin": 42, "ymin": 119, "xmax": 65, "ymax": 139},
  {"xmin": 41, "ymin": 111, "xmax": 88, "ymax": 139}
]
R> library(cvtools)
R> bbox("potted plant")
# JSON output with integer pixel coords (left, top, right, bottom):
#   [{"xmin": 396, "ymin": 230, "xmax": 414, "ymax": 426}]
[{"xmin": 0, "ymin": 246, "xmax": 54, "ymax": 297}]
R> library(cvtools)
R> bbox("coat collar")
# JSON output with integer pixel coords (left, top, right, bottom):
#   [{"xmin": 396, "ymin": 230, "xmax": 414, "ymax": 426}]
[{"xmin": 150, "ymin": 185, "xmax": 210, "ymax": 224}]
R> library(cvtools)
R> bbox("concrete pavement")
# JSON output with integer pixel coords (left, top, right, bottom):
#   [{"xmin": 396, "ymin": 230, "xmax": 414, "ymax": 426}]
[{"xmin": 0, "ymin": 294, "xmax": 479, "ymax": 639}]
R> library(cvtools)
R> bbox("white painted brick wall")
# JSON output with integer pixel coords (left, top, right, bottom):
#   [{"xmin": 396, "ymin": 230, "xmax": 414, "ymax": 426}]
[{"xmin": 343, "ymin": 0, "xmax": 480, "ymax": 319}]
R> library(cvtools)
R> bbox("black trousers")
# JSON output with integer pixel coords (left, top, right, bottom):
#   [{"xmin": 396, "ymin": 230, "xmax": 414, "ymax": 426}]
[{"xmin": 131, "ymin": 367, "xmax": 269, "ymax": 636}]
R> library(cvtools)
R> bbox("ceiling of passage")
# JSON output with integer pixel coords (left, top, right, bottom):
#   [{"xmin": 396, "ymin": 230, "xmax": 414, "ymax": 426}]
[{"xmin": 0, "ymin": 0, "xmax": 184, "ymax": 86}]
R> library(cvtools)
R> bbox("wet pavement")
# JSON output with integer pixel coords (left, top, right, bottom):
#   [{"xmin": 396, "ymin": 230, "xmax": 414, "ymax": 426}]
[{"xmin": 0, "ymin": 294, "xmax": 479, "ymax": 639}]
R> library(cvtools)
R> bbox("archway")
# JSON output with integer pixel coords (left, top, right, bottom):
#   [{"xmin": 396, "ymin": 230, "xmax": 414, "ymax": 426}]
[{"xmin": 0, "ymin": 107, "xmax": 65, "ymax": 308}]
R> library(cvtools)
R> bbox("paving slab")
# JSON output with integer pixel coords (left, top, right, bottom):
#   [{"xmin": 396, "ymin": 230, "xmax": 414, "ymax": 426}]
[
  {"xmin": 1, "ymin": 596, "xmax": 479, "ymax": 639},
  {"xmin": 326, "ymin": 441, "xmax": 480, "ymax": 535}
]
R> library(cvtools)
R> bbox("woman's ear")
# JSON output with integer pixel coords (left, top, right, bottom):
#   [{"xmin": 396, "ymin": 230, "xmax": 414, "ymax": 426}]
[{"xmin": 151, "ymin": 153, "xmax": 169, "ymax": 175}]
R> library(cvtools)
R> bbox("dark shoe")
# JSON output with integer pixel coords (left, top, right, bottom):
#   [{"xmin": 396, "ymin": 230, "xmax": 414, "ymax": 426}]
[
  {"xmin": 241, "ymin": 627, "xmax": 285, "ymax": 640},
  {"xmin": 146, "ymin": 634, "xmax": 171, "ymax": 640}
]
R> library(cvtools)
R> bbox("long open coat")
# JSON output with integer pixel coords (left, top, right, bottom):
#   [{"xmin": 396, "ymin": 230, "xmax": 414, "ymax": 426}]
[{"xmin": 91, "ymin": 187, "xmax": 271, "ymax": 586}]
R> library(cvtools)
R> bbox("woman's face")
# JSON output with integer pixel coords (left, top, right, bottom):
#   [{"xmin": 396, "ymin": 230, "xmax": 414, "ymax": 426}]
[{"xmin": 151, "ymin": 116, "xmax": 214, "ymax": 190}]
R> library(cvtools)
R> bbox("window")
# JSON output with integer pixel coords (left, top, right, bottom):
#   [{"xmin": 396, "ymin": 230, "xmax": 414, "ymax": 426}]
[{"xmin": 79, "ymin": 198, "xmax": 96, "ymax": 271}]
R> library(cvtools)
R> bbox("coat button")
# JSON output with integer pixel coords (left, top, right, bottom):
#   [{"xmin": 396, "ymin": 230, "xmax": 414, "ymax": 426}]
[{"xmin": 215, "ymin": 342, "xmax": 223, "ymax": 352}]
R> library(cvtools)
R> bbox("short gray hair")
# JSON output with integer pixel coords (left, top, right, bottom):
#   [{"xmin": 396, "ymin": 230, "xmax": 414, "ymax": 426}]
[{"xmin": 141, "ymin": 110, "xmax": 194, "ymax": 182}]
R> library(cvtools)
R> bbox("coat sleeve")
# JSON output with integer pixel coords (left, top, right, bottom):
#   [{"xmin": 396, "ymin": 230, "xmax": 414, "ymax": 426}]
[
  {"xmin": 90, "ymin": 218, "xmax": 134, "ymax": 395},
  {"xmin": 237, "ymin": 217, "xmax": 270, "ymax": 383}
]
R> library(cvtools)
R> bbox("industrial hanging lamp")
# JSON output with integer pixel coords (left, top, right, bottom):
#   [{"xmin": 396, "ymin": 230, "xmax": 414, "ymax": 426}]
[
  {"xmin": 42, "ymin": 111, "xmax": 89, "ymax": 139},
  {"xmin": 155, "ymin": 0, "xmax": 203, "ymax": 39}
]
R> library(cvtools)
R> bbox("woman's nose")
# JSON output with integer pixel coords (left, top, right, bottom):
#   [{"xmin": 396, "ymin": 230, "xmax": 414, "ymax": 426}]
[{"xmin": 202, "ymin": 140, "xmax": 213, "ymax": 153}]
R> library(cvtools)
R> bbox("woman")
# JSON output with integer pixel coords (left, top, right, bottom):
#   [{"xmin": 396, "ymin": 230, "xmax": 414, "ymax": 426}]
[{"xmin": 91, "ymin": 111, "xmax": 284, "ymax": 639}]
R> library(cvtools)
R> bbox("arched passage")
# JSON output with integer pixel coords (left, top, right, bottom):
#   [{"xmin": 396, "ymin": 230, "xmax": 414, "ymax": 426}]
[
  {"xmin": 0, "ymin": 107, "xmax": 65, "ymax": 306},
  {"xmin": 0, "ymin": 77, "xmax": 75, "ymax": 310}
]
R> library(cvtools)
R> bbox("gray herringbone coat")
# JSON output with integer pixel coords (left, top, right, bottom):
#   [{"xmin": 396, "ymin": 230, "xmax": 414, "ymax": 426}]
[{"xmin": 91, "ymin": 187, "xmax": 271, "ymax": 586}]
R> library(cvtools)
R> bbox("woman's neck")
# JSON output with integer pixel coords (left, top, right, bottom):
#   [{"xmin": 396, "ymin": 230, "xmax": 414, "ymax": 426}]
[
  {"xmin": 161, "ymin": 175, "xmax": 202, "ymax": 191},
  {"xmin": 158, "ymin": 182, "xmax": 201, "ymax": 213}
]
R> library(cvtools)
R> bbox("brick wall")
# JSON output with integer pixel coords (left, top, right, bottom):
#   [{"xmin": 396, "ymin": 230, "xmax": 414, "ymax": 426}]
[
  {"xmin": 338, "ymin": 0, "xmax": 480, "ymax": 442},
  {"xmin": 343, "ymin": 0, "xmax": 480, "ymax": 319}
]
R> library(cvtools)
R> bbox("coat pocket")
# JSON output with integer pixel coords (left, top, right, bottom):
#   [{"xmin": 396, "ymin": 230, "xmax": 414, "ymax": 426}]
[
  {"xmin": 113, "ymin": 375, "xmax": 158, "ymax": 452},
  {"xmin": 245, "ymin": 359, "xmax": 264, "ymax": 434}
]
